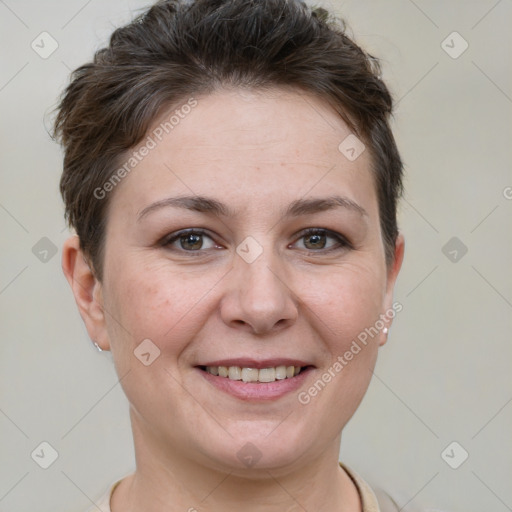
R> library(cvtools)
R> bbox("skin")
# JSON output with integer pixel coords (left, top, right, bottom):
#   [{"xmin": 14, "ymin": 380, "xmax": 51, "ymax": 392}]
[{"xmin": 63, "ymin": 87, "xmax": 404, "ymax": 512}]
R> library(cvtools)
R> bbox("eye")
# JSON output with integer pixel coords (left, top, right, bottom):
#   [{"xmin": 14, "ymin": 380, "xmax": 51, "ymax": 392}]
[
  {"xmin": 161, "ymin": 229, "xmax": 220, "ymax": 252},
  {"xmin": 160, "ymin": 228, "xmax": 351, "ymax": 254},
  {"xmin": 292, "ymin": 228, "xmax": 351, "ymax": 252}
]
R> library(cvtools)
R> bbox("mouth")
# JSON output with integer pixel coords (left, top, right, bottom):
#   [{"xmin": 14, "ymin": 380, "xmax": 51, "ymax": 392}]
[
  {"xmin": 195, "ymin": 362, "xmax": 314, "ymax": 401},
  {"xmin": 194, "ymin": 359, "xmax": 315, "ymax": 400},
  {"xmin": 197, "ymin": 364, "xmax": 314, "ymax": 383}
]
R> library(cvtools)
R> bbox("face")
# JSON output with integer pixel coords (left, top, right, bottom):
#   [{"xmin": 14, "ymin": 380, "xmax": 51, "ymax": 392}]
[{"xmin": 66, "ymin": 88, "xmax": 403, "ymax": 474}]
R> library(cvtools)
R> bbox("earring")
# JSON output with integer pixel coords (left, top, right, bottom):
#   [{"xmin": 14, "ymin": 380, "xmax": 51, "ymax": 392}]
[
  {"xmin": 93, "ymin": 342, "xmax": 103, "ymax": 352},
  {"xmin": 382, "ymin": 327, "xmax": 389, "ymax": 335}
]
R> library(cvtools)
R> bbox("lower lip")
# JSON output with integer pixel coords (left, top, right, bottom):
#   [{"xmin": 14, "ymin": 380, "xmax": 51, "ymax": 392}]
[{"xmin": 196, "ymin": 367, "xmax": 313, "ymax": 401}]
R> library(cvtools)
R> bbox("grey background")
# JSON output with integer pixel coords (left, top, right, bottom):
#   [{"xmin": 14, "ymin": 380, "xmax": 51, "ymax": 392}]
[{"xmin": 1, "ymin": 0, "xmax": 511, "ymax": 511}]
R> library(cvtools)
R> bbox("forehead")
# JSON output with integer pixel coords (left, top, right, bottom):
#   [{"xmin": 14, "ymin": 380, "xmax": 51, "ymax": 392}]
[
  {"xmin": 154, "ymin": 87, "xmax": 355, "ymax": 162},
  {"xmin": 109, "ymin": 87, "xmax": 377, "ymax": 218}
]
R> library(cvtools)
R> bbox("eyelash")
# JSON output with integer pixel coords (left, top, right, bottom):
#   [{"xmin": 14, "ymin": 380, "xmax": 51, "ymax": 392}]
[{"xmin": 160, "ymin": 228, "xmax": 352, "ymax": 254}]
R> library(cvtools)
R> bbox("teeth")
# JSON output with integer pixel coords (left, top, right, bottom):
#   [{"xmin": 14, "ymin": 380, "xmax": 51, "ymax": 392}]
[
  {"xmin": 228, "ymin": 366, "xmax": 242, "ymax": 380},
  {"xmin": 258, "ymin": 368, "xmax": 276, "ymax": 382},
  {"xmin": 241, "ymin": 368, "xmax": 259, "ymax": 382},
  {"xmin": 275, "ymin": 365, "xmax": 287, "ymax": 380},
  {"xmin": 205, "ymin": 365, "xmax": 304, "ymax": 383}
]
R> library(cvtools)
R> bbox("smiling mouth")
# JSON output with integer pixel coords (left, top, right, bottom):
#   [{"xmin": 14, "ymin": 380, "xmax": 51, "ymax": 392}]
[{"xmin": 198, "ymin": 365, "xmax": 313, "ymax": 383}]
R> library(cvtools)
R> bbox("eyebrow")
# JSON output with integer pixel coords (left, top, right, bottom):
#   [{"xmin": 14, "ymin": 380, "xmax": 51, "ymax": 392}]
[{"xmin": 137, "ymin": 194, "xmax": 368, "ymax": 221}]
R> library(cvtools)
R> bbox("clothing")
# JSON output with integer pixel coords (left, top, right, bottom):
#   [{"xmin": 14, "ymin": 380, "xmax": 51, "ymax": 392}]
[{"xmin": 87, "ymin": 464, "xmax": 410, "ymax": 512}]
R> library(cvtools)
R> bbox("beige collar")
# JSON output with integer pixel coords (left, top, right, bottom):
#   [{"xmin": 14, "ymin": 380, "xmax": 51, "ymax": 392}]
[
  {"xmin": 93, "ymin": 463, "xmax": 382, "ymax": 512},
  {"xmin": 340, "ymin": 462, "xmax": 382, "ymax": 512}
]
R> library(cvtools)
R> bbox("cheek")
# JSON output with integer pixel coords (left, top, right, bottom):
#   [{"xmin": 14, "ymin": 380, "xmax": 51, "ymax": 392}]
[
  {"xmin": 293, "ymin": 265, "xmax": 385, "ymax": 442},
  {"xmin": 104, "ymin": 259, "xmax": 224, "ymax": 355},
  {"xmin": 306, "ymin": 261, "xmax": 386, "ymax": 343},
  {"xmin": 308, "ymin": 269, "xmax": 383, "ymax": 389}
]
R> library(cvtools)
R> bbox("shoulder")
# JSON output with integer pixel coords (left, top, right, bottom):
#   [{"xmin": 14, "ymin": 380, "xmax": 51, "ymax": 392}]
[
  {"xmin": 372, "ymin": 486, "xmax": 432, "ymax": 512},
  {"xmin": 341, "ymin": 463, "xmax": 429, "ymax": 512},
  {"xmin": 83, "ymin": 479, "xmax": 122, "ymax": 512}
]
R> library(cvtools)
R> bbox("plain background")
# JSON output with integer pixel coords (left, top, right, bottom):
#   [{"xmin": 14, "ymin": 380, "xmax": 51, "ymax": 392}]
[{"xmin": 1, "ymin": 0, "xmax": 511, "ymax": 511}]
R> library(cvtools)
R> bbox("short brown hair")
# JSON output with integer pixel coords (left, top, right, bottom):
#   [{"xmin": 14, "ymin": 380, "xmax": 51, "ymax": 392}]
[{"xmin": 53, "ymin": 0, "xmax": 403, "ymax": 280}]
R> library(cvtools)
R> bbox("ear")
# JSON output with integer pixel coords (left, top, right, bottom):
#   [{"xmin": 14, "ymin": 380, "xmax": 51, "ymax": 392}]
[
  {"xmin": 62, "ymin": 235, "xmax": 111, "ymax": 351},
  {"xmin": 379, "ymin": 233, "xmax": 405, "ymax": 346}
]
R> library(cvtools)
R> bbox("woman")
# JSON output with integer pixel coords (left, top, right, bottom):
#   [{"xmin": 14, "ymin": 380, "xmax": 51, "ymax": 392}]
[{"xmin": 54, "ymin": 0, "xmax": 409, "ymax": 510}]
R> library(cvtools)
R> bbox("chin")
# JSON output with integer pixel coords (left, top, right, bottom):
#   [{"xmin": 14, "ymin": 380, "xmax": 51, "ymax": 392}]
[{"xmin": 194, "ymin": 418, "xmax": 316, "ymax": 473}]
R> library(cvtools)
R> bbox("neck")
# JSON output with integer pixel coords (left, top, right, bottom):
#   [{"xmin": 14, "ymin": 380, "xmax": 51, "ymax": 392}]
[{"xmin": 111, "ymin": 409, "xmax": 362, "ymax": 512}]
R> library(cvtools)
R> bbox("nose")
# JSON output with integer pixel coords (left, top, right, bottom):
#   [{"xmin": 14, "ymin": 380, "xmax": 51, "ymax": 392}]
[{"xmin": 219, "ymin": 249, "xmax": 299, "ymax": 335}]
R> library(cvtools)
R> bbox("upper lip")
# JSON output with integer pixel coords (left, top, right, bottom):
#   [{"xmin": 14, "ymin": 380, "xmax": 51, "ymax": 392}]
[{"xmin": 197, "ymin": 358, "xmax": 314, "ymax": 369}]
